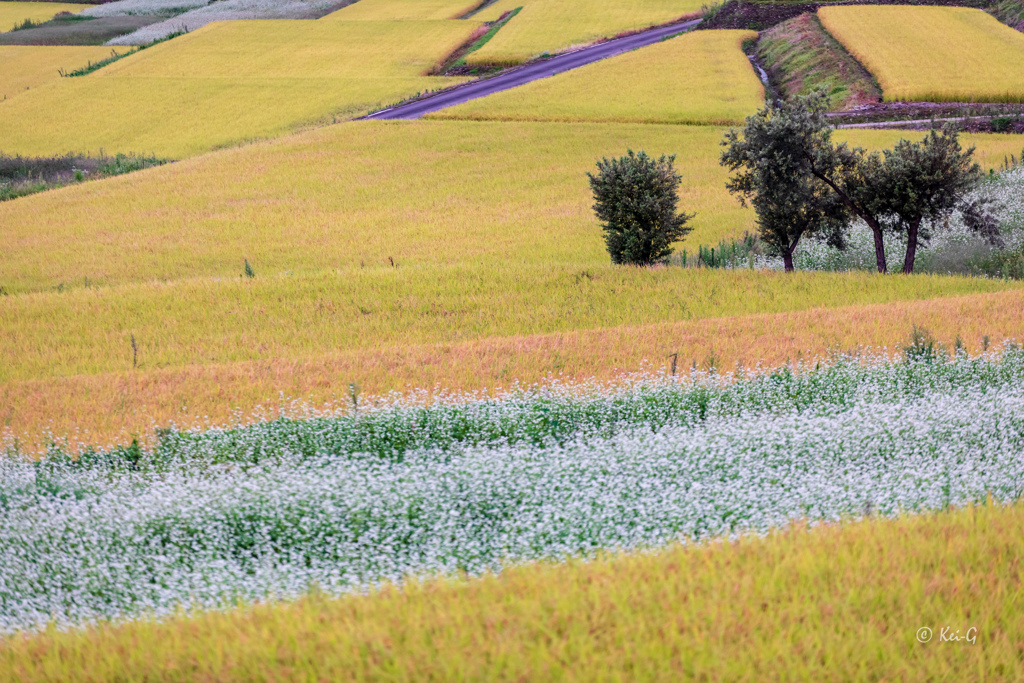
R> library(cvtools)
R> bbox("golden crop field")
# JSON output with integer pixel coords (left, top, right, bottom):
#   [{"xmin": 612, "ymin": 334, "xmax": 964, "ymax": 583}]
[
  {"xmin": 4, "ymin": 266, "xmax": 1015, "ymax": 385},
  {"xmin": 4, "ymin": 501, "xmax": 1021, "ymax": 681},
  {"xmin": 0, "ymin": 45, "xmax": 127, "ymax": 102},
  {"xmin": 323, "ymin": 0, "xmax": 480, "ymax": 20},
  {"xmin": 0, "ymin": 1, "xmax": 83, "ymax": 31},
  {"xmin": 432, "ymin": 30, "xmax": 763, "ymax": 125},
  {"xmin": 818, "ymin": 6, "xmax": 1024, "ymax": 102},
  {"xmin": 0, "ymin": 21, "xmax": 476, "ymax": 158},
  {"xmin": 2, "ymin": 118, "xmax": 1020, "ymax": 294},
  {"xmin": 2, "ymin": 288, "xmax": 1021, "ymax": 448},
  {"xmin": 466, "ymin": 0, "xmax": 705, "ymax": 66}
]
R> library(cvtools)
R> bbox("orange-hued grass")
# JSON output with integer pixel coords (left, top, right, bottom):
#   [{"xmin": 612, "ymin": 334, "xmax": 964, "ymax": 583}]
[
  {"xmin": 0, "ymin": 45, "xmax": 128, "ymax": 102},
  {"xmin": 1, "ymin": 119, "xmax": 1021, "ymax": 294},
  {"xmin": 3, "ymin": 266, "xmax": 1017, "ymax": 384},
  {"xmin": 431, "ymin": 30, "xmax": 763, "ymax": 125},
  {"xmin": 0, "ymin": 21, "xmax": 476, "ymax": 158},
  {"xmin": 4, "ymin": 501, "xmax": 1021, "ymax": 681},
  {"xmin": 4, "ymin": 288, "xmax": 1022, "ymax": 450}
]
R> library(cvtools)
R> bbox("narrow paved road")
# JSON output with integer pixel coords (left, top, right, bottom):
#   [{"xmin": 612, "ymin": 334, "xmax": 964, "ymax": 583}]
[{"xmin": 364, "ymin": 18, "xmax": 702, "ymax": 120}]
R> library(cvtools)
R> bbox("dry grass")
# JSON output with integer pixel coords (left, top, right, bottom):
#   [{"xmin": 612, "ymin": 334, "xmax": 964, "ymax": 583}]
[
  {"xmin": 2, "ymin": 119, "xmax": 1021, "ymax": 294},
  {"xmin": 0, "ymin": 2, "xmax": 83, "ymax": 31},
  {"xmin": 466, "ymin": 0, "xmax": 705, "ymax": 65},
  {"xmin": 3, "ymin": 500, "xmax": 1021, "ymax": 681},
  {"xmin": 818, "ymin": 6, "xmax": 1024, "ymax": 103},
  {"xmin": 431, "ymin": 30, "xmax": 763, "ymax": 125},
  {"xmin": 323, "ymin": 0, "xmax": 481, "ymax": 20},
  {"xmin": 0, "ymin": 21, "xmax": 476, "ymax": 158},
  {"xmin": 4, "ymin": 285, "xmax": 1022, "ymax": 447},
  {"xmin": 0, "ymin": 45, "xmax": 127, "ymax": 102}
]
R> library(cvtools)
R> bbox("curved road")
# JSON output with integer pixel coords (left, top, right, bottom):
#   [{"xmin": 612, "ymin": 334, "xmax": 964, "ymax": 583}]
[{"xmin": 364, "ymin": 18, "xmax": 702, "ymax": 120}]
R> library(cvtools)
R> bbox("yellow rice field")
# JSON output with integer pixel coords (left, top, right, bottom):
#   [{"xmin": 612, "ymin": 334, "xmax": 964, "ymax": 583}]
[
  {"xmin": 0, "ymin": 1, "xmax": 83, "ymax": 31},
  {"xmin": 432, "ymin": 30, "xmax": 763, "ymax": 125},
  {"xmin": 4, "ymin": 501, "xmax": 1020, "ymax": 681},
  {"xmin": 323, "ymin": 0, "xmax": 480, "ymax": 20},
  {"xmin": 3, "ymin": 266, "xmax": 1015, "ymax": 385},
  {"xmin": 0, "ymin": 21, "xmax": 476, "ymax": 158},
  {"xmin": 818, "ymin": 6, "xmax": 1024, "ymax": 102},
  {"xmin": 466, "ymin": 0, "xmax": 705, "ymax": 65},
  {"xmin": 1, "ymin": 119, "xmax": 1019, "ymax": 294},
  {"xmin": 0, "ymin": 45, "xmax": 126, "ymax": 102},
  {"xmin": 3, "ymin": 288, "xmax": 1021, "ymax": 448}
]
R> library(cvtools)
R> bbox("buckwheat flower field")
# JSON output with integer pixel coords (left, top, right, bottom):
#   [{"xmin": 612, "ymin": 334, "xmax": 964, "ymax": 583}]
[{"xmin": 2, "ymin": 349, "xmax": 1024, "ymax": 634}]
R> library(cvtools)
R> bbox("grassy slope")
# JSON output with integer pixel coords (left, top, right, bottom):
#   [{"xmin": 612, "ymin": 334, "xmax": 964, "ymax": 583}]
[
  {"xmin": 432, "ymin": 29, "xmax": 763, "ymax": 125},
  {"xmin": 3, "ymin": 502, "xmax": 1021, "ymax": 681},
  {"xmin": 1, "ymin": 120, "xmax": 1021, "ymax": 295},
  {"xmin": 0, "ymin": 21, "xmax": 476, "ymax": 158},
  {"xmin": 819, "ymin": 6, "xmax": 1024, "ymax": 103},
  {"xmin": 0, "ymin": 45, "xmax": 128, "ymax": 102},
  {"xmin": 6, "ymin": 268, "xmax": 1015, "ymax": 384},
  {"xmin": 2, "ymin": 120, "xmax": 1024, "ymax": 443},
  {"xmin": 3, "ymin": 288, "xmax": 1022, "ymax": 448},
  {"xmin": 0, "ymin": 2, "xmax": 84, "ymax": 31},
  {"xmin": 757, "ymin": 13, "xmax": 880, "ymax": 111}
]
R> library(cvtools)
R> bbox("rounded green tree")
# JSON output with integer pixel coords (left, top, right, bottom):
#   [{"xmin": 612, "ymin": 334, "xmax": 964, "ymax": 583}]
[{"xmin": 587, "ymin": 150, "xmax": 693, "ymax": 266}]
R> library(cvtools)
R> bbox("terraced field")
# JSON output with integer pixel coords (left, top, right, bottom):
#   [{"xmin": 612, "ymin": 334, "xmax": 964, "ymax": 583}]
[
  {"xmin": 0, "ymin": 21, "xmax": 477, "ymax": 158},
  {"xmin": 0, "ymin": 1, "xmax": 84, "ymax": 31},
  {"xmin": 819, "ymin": 6, "xmax": 1024, "ymax": 102},
  {"xmin": 0, "ymin": 45, "xmax": 127, "ymax": 101},
  {"xmin": 466, "ymin": 0, "xmax": 704, "ymax": 65},
  {"xmin": 4, "ymin": 0, "xmax": 1024, "ymax": 675},
  {"xmin": 433, "ymin": 30, "xmax": 763, "ymax": 125}
]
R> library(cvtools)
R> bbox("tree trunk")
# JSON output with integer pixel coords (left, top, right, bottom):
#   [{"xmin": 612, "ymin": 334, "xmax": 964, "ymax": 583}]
[
  {"xmin": 866, "ymin": 218, "xmax": 887, "ymax": 274},
  {"xmin": 902, "ymin": 217, "xmax": 922, "ymax": 274},
  {"xmin": 782, "ymin": 234, "xmax": 800, "ymax": 273},
  {"xmin": 782, "ymin": 249, "xmax": 795, "ymax": 272}
]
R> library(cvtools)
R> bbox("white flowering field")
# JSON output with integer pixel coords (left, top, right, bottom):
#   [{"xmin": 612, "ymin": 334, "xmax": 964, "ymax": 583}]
[{"xmin": 2, "ymin": 349, "xmax": 1024, "ymax": 634}]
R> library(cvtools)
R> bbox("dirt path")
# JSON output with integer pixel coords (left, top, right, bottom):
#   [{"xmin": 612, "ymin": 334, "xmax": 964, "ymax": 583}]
[{"xmin": 364, "ymin": 18, "xmax": 702, "ymax": 120}]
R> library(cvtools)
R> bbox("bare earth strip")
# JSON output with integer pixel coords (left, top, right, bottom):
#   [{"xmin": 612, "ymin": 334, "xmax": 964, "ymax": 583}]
[{"xmin": 4, "ymin": 289, "xmax": 1022, "ymax": 450}]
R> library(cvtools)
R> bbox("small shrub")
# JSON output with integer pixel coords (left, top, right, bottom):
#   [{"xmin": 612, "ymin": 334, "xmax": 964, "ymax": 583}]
[
  {"xmin": 587, "ymin": 150, "xmax": 694, "ymax": 266},
  {"xmin": 244, "ymin": 259, "xmax": 256, "ymax": 279},
  {"xmin": 991, "ymin": 116, "xmax": 1013, "ymax": 133},
  {"xmin": 904, "ymin": 324, "xmax": 944, "ymax": 362}
]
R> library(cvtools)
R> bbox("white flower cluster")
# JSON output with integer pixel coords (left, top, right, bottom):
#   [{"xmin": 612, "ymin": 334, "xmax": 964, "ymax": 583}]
[
  {"xmin": 2, "ymin": 352, "xmax": 1023, "ymax": 634},
  {"xmin": 751, "ymin": 166, "xmax": 1024, "ymax": 273}
]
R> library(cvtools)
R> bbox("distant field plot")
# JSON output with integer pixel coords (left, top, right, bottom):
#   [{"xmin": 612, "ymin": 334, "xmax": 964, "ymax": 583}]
[
  {"xmin": 432, "ymin": 30, "xmax": 762, "ymax": 125},
  {"xmin": 466, "ymin": 0, "xmax": 704, "ymax": 65},
  {"xmin": 0, "ymin": 2, "xmax": 83, "ymax": 31},
  {"xmin": 324, "ymin": 0, "xmax": 480, "ymax": 20},
  {"xmin": 818, "ymin": 6, "xmax": 1024, "ymax": 102},
  {"xmin": 0, "ymin": 45, "xmax": 126, "ymax": 101},
  {"xmin": 0, "ymin": 21, "xmax": 476, "ymax": 157}
]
